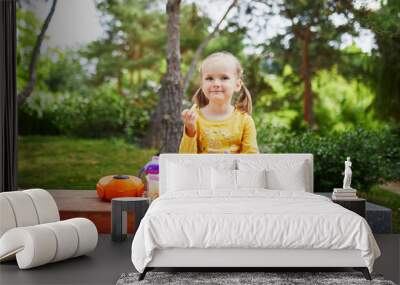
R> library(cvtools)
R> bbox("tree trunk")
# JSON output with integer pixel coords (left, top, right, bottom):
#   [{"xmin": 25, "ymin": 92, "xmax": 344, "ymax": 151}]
[
  {"xmin": 17, "ymin": 0, "xmax": 58, "ymax": 105},
  {"xmin": 145, "ymin": 0, "xmax": 182, "ymax": 152},
  {"xmin": 301, "ymin": 26, "xmax": 314, "ymax": 127}
]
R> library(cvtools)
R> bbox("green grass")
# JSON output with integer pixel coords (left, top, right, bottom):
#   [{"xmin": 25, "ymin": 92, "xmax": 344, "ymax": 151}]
[
  {"xmin": 18, "ymin": 136, "xmax": 157, "ymax": 190},
  {"xmin": 358, "ymin": 185, "xmax": 400, "ymax": 234}
]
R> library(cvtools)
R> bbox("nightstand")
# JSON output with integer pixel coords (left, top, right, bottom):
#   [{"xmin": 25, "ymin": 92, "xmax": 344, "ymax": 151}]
[
  {"xmin": 111, "ymin": 197, "xmax": 149, "ymax": 242},
  {"xmin": 332, "ymin": 198, "xmax": 366, "ymax": 218}
]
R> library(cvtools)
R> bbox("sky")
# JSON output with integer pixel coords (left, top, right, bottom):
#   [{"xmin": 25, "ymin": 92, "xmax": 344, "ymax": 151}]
[
  {"xmin": 29, "ymin": 0, "xmax": 103, "ymax": 50},
  {"xmin": 27, "ymin": 0, "xmax": 378, "ymax": 54}
]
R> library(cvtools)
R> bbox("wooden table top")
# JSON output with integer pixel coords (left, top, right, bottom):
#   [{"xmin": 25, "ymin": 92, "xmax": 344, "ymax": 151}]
[{"xmin": 48, "ymin": 190, "xmax": 111, "ymax": 212}]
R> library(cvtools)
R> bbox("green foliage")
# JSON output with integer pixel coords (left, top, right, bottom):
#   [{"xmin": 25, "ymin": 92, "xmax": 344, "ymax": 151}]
[
  {"xmin": 253, "ymin": 67, "xmax": 386, "ymax": 135},
  {"xmin": 357, "ymin": 1, "xmax": 400, "ymax": 121},
  {"xmin": 263, "ymin": 128, "xmax": 400, "ymax": 192},
  {"xmin": 123, "ymin": 82, "xmax": 159, "ymax": 143},
  {"xmin": 19, "ymin": 81, "xmax": 158, "ymax": 140},
  {"xmin": 313, "ymin": 68, "xmax": 383, "ymax": 132},
  {"xmin": 19, "ymin": 85, "xmax": 125, "ymax": 137},
  {"xmin": 251, "ymin": 0, "xmax": 362, "ymax": 126},
  {"xmin": 18, "ymin": 91, "xmax": 61, "ymax": 135},
  {"xmin": 258, "ymin": 0, "xmax": 356, "ymax": 76},
  {"xmin": 44, "ymin": 50, "xmax": 89, "ymax": 93},
  {"xmin": 54, "ymin": 85, "xmax": 126, "ymax": 137},
  {"xmin": 242, "ymin": 54, "xmax": 274, "ymax": 103},
  {"xmin": 16, "ymin": 1, "xmax": 398, "ymax": 141},
  {"xmin": 85, "ymin": 0, "xmax": 166, "ymax": 89},
  {"xmin": 205, "ymin": 24, "xmax": 247, "ymax": 57},
  {"xmin": 16, "ymin": 8, "xmax": 45, "ymax": 93},
  {"xmin": 180, "ymin": 4, "xmax": 210, "ymax": 53}
]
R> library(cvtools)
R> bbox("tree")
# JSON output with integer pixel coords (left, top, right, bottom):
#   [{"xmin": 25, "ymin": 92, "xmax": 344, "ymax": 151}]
[
  {"xmin": 145, "ymin": 1, "xmax": 214, "ymax": 149},
  {"xmin": 146, "ymin": 1, "xmax": 242, "ymax": 150},
  {"xmin": 352, "ymin": 0, "xmax": 400, "ymax": 122},
  {"xmin": 17, "ymin": 0, "xmax": 58, "ymax": 105},
  {"xmin": 152, "ymin": 0, "xmax": 183, "ymax": 153},
  {"xmin": 86, "ymin": 1, "xmax": 219, "ymax": 146},
  {"xmin": 257, "ymin": 0, "xmax": 358, "ymax": 127},
  {"xmin": 84, "ymin": 0, "xmax": 165, "ymax": 95}
]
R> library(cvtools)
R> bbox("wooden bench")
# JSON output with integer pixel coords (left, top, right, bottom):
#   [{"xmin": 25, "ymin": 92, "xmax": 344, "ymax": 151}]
[{"xmin": 48, "ymin": 190, "xmax": 135, "ymax": 234}]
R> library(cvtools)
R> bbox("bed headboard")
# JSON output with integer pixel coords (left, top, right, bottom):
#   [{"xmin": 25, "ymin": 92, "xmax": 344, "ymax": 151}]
[{"xmin": 159, "ymin": 154, "xmax": 314, "ymax": 195}]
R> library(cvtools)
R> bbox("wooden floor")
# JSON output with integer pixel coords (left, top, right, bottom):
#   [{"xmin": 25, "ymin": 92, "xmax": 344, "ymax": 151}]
[
  {"xmin": 48, "ymin": 190, "xmax": 135, "ymax": 233},
  {"xmin": 1, "ymin": 235, "xmax": 399, "ymax": 285}
]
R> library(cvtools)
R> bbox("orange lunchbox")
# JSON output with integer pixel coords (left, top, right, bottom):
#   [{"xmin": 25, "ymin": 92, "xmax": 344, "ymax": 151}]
[{"xmin": 96, "ymin": 175, "xmax": 144, "ymax": 201}]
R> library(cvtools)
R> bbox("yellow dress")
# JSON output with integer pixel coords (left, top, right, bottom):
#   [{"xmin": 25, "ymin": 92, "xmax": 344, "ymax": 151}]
[{"xmin": 179, "ymin": 105, "xmax": 259, "ymax": 154}]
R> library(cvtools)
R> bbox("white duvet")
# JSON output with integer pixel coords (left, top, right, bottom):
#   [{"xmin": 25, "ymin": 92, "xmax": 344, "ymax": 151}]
[{"xmin": 131, "ymin": 190, "xmax": 380, "ymax": 273}]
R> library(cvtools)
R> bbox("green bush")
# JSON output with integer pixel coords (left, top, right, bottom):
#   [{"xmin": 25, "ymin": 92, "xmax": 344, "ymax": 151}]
[
  {"xmin": 19, "ymin": 86, "xmax": 126, "ymax": 138},
  {"xmin": 54, "ymin": 85, "xmax": 125, "ymax": 137},
  {"xmin": 18, "ymin": 82, "xmax": 159, "ymax": 140},
  {"xmin": 18, "ymin": 85, "xmax": 125, "ymax": 137},
  {"xmin": 123, "ymin": 82, "xmax": 158, "ymax": 143},
  {"xmin": 18, "ymin": 91, "xmax": 62, "ymax": 136},
  {"xmin": 262, "ymin": 128, "xmax": 400, "ymax": 192}
]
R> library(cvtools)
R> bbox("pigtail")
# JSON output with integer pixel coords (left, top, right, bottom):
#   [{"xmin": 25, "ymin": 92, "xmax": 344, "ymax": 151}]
[
  {"xmin": 192, "ymin": 88, "xmax": 209, "ymax": 108},
  {"xmin": 235, "ymin": 83, "xmax": 252, "ymax": 114}
]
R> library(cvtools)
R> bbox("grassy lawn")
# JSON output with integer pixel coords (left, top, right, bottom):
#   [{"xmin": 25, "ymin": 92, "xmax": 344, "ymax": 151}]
[
  {"xmin": 359, "ymin": 186, "xmax": 400, "ymax": 234},
  {"xmin": 18, "ymin": 136, "xmax": 157, "ymax": 190}
]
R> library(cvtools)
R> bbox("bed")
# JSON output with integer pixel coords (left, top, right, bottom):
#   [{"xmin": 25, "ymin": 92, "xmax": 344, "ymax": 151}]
[{"xmin": 131, "ymin": 154, "xmax": 380, "ymax": 280}]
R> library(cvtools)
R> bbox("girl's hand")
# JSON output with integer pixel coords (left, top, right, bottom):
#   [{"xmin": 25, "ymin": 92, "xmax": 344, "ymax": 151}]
[{"xmin": 181, "ymin": 109, "xmax": 197, "ymax": 137}]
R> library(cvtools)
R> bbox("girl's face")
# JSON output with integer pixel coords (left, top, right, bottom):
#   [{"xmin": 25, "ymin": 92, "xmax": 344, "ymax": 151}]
[{"xmin": 200, "ymin": 57, "xmax": 242, "ymax": 106}]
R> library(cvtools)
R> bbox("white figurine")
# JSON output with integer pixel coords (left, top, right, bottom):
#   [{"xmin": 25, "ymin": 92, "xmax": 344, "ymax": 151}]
[{"xmin": 343, "ymin": 157, "xmax": 352, "ymax": 189}]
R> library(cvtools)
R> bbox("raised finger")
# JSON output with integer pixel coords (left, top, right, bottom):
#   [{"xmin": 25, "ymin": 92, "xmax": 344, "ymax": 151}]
[
  {"xmin": 182, "ymin": 110, "xmax": 190, "ymax": 121},
  {"xmin": 181, "ymin": 109, "xmax": 189, "ymax": 118}
]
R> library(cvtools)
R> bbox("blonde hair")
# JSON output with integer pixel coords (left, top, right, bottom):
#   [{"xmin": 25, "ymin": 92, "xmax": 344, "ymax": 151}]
[{"xmin": 192, "ymin": 51, "xmax": 253, "ymax": 114}]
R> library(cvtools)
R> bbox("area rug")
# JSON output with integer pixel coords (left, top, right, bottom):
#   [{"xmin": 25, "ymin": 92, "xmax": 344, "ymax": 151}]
[{"xmin": 116, "ymin": 271, "xmax": 396, "ymax": 285}]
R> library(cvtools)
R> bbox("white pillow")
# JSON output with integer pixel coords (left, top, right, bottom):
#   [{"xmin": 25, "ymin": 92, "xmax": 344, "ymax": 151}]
[
  {"xmin": 167, "ymin": 162, "xmax": 212, "ymax": 191},
  {"xmin": 236, "ymin": 169, "xmax": 267, "ymax": 189},
  {"xmin": 266, "ymin": 162, "xmax": 306, "ymax": 191},
  {"xmin": 212, "ymin": 168, "xmax": 237, "ymax": 190},
  {"xmin": 237, "ymin": 159, "xmax": 308, "ymax": 191}
]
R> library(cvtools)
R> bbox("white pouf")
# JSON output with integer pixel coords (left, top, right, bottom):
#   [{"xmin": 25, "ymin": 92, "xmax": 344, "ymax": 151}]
[{"xmin": 0, "ymin": 189, "xmax": 98, "ymax": 269}]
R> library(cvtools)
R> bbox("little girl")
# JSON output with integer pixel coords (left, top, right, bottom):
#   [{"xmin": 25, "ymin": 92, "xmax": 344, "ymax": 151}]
[{"xmin": 179, "ymin": 51, "xmax": 259, "ymax": 154}]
